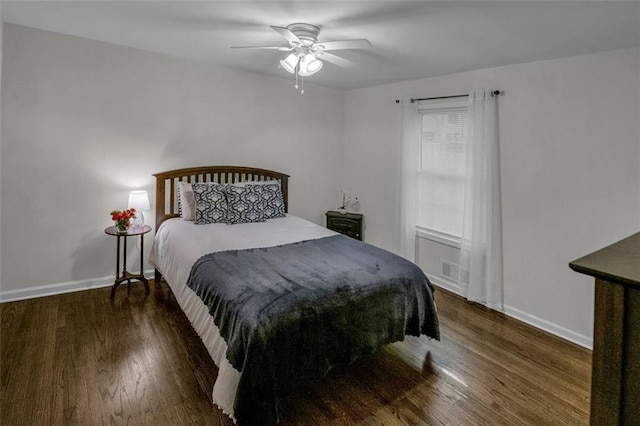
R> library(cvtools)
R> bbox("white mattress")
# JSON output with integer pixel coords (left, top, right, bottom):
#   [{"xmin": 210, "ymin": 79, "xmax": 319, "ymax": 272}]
[{"xmin": 148, "ymin": 215, "xmax": 337, "ymax": 421}]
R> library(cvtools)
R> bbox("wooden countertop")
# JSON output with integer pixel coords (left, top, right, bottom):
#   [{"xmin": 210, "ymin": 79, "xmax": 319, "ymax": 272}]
[{"xmin": 569, "ymin": 232, "xmax": 640, "ymax": 288}]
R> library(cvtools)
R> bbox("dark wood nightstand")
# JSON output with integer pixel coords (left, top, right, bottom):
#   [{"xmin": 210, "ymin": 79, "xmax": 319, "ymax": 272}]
[
  {"xmin": 105, "ymin": 224, "xmax": 152, "ymax": 299},
  {"xmin": 326, "ymin": 211, "xmax": 363, "ymax": 241}
]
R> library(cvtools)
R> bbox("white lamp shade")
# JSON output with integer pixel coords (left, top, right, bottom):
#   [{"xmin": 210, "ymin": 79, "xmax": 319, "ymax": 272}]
[
  {"xmin": 299, "ymin": 54, "xmax": 323, "ymax": 76},
  {"xmin": 280, "ymin": 53, "xmax": 299, "ymax": 74},
  {"xmin": 128, "ymin": 190, "xmax": 151, "ymax": 211}
]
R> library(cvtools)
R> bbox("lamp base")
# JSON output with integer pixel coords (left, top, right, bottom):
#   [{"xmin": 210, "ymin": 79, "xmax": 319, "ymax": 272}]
[{"xmin": 131, "ymin": 211, "xmax": 145, "ymax": 228}]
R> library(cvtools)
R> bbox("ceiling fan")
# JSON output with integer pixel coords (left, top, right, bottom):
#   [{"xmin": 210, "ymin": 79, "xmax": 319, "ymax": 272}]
[{"xmin": 231, "ymin": 23, "xmax": 372, "ymax": 93}]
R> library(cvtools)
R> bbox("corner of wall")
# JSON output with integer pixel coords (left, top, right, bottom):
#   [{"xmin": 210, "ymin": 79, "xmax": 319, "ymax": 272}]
[{"xmin": 1, "ymin": 4, "xmax": 4, "ymax": 295}]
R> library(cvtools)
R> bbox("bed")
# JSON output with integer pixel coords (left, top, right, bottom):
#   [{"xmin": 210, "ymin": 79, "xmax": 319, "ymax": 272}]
[{"xmin": 149, "ymin": 166, "xmax": 439, "ymax": 425}]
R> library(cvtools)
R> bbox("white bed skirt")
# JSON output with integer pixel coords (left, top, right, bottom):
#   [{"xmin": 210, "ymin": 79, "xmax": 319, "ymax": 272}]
[{"xmin": 170, "ymin": 277, "xmax": 241, "ymax": 421}]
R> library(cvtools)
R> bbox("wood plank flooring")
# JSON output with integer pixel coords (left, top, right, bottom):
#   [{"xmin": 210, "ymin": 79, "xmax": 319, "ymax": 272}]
[{"xmin": 1, "ymin": 281, "xmax": 590, "ymax": 425}]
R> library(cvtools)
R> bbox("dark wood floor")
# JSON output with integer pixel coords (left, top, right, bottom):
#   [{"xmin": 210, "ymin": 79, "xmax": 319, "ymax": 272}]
[{"xmin": 1, "ymin": 281, "xmax": 590, "ymax": 425}]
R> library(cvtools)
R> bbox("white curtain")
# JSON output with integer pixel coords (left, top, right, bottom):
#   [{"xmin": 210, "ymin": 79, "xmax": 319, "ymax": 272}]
[
  {"xmin": 397, "ymin": 97, "xmax": 419, "ymax": 261},
  {"xmin": 460, "ymin": 89, "xmax": 504, "ymax": 311}
]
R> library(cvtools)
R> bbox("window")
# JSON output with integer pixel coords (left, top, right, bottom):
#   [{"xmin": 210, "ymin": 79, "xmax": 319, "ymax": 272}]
[{"xmin": 417, "ymin": 102, "xmax": 468, "ymax": 240}]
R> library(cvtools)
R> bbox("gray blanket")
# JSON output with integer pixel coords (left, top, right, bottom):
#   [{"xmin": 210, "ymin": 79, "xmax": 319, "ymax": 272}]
[{"xmin": 186, "ymin": 234, "xmax": 439, "ymax": 425}]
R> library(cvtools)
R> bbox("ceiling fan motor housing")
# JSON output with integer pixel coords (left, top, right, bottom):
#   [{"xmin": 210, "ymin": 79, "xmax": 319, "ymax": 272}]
[{"xmin": 286, "ymin": 23, "xmax": 320, "ymax": 46}]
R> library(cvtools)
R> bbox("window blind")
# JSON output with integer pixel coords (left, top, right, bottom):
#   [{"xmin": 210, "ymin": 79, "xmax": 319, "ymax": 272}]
[{"xmin": 418, "ymin": 106, "xmax": 468, "ymax": 237}]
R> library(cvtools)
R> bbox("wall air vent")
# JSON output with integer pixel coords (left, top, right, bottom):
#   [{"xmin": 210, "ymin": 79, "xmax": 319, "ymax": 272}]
[{"xmin": 441, "ymin": 260, "xmax": 461, "ymax": 282}]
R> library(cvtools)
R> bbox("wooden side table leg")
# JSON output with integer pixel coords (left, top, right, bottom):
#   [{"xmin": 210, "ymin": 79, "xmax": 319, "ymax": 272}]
[
  {"xmin": 111, "ymin": 235, "xmax": 121, "ymax": 300},
  {"xmin": 122, "ymin": 235, "xmax": 128, "ymax": 275},
  {"xmin": 141, "ymin": 234, "xmax": 149, "ymax": 295},
  {"xmin": 115, "ymin": 235, "xmax": 120, "ymax": 280}
]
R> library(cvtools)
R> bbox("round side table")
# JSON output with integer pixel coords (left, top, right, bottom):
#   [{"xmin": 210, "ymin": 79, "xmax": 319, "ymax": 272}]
[{"xmin": 104, "ymin": 224, "xmax": 152, "ymax": 299}]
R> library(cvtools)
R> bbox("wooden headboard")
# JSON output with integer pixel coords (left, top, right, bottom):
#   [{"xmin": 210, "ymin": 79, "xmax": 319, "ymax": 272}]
[{"xmin": 153, "ymin": 166, "xmax": 290, "ymax": 231}]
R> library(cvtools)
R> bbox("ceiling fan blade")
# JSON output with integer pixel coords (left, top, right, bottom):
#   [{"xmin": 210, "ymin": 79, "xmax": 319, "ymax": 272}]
[
  {"xmin": 231, "ymin": 45, "xmax": 293, "ymax": 51},
  {"xmin": 315, "ymin": 39, "xmax": 372, "ymax": 51},
  {"xmin": 319, "ymin": 52, "xmax": 355, "ymax": 68},
  {"xmin": 270, "ymin": 26, "xmax": 302, "ymax": 45}
]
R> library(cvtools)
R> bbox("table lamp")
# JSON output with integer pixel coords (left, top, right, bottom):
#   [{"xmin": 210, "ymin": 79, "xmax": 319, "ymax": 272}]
[{"xmin": 128, "ymin": 190, "xmax": 151, "ymax": 227}]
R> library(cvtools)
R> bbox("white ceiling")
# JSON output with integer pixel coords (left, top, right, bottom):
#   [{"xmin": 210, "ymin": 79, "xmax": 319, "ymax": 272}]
[{"xmin": 3, "ymin": 1, "xmax": 640, "ymax": 90}]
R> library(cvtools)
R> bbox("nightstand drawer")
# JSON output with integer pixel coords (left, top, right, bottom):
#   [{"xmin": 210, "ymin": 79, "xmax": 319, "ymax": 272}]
[{"xmin": 326, "ymin": 211, "xmax": 363, "ymax": 241}]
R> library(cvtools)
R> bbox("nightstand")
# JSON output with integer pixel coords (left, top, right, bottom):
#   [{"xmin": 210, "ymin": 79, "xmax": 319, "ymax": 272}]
[
  {"xmin": 326, "ymin": 211, "xmax": 363, "ymax": 241},
  {"xmin": 104, "ymin": 224, "xmax": 152, "ymax": 299}
]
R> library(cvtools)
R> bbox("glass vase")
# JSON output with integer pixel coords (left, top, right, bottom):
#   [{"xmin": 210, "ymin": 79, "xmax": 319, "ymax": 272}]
[{"xmin": 115, "ymin": 220, "xmax": 129, "ymax": 233}]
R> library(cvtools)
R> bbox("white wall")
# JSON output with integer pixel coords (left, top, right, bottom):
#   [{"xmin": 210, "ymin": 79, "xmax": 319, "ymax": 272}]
[
  {"xmin": 344, "ymin": 47, "xmax": 640, "ymax": 346},
  {"xmin": 0, "ymin": 24, "xmax": 345, "ymax": 297},
  {"xmin": 0, "ymin": 2, "xmax": 4, "ymax": 295}
]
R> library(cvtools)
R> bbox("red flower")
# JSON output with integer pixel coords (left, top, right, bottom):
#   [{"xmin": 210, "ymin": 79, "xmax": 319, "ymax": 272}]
[{"xmin": 110, "ymin": 209, "xmax": 137, "ymax": 222}]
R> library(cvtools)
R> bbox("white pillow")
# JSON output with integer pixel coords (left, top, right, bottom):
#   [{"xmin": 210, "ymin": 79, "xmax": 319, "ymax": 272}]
[{"xmin": 176, "ymin": 182, "xmax": 196, "ymax": 221}]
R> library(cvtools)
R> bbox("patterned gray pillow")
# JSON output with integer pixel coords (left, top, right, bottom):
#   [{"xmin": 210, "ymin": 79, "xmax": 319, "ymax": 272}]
[
  {"xmin": 192, "ymin": 183, "xmax": 228, "ymax": 224},
  {"xmin": 225, "ymin": 184, "xmax": 266, "ymax": 224},
  {"xmin": 257, "ymin": 183, "xmax": 286, "ymax": 219}
]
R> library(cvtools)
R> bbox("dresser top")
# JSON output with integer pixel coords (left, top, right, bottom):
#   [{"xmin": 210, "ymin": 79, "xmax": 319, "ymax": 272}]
[{"xmin": 569, "ymin": 232, "xmax": 640, "ymax": 287}]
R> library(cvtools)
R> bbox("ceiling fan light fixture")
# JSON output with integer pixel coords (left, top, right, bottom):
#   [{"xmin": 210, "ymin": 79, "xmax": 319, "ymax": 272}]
[
  {"xmin": 280, "ymin": 53, "xmax": 299, "ymax": 74},
  {"xmin": 298, "ymin": 54, "xmax": 323, "ymax": 76},
  {"xmin": 234, "ymin": 22, "xmax": 371, "ymax": 93}
]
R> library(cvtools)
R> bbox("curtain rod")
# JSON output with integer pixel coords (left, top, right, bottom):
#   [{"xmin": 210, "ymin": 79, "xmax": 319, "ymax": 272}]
[{"xmin": 395, "ymin": 90, "xmax": 501, "ymax": 103}]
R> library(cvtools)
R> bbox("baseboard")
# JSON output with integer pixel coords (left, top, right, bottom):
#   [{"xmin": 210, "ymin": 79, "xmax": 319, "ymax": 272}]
[
  {"xmin": 503, "ymin": 304, "xmax": 592, "ymax": 349},
  {"xmin": 429, "ymin": 276, "xmax": 464, "ymax": 296},
  {"xmin": 430, "ymin": 280, "xmax": 593, "ymax": 350},
  {"xmin": 0, "ymin": 269, "xmax": 156, "ymax": 303}
]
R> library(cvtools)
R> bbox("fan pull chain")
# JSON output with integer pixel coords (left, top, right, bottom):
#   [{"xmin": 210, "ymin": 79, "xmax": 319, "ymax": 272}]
[{"xmin": 292, "ymin": 63, "xmax": 304, "ymax": 94}]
